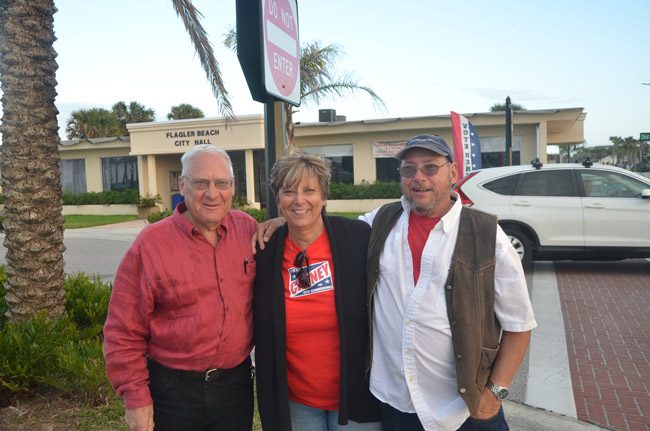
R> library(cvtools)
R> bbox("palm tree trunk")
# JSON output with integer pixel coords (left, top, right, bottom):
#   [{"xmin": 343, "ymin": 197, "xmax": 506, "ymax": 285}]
[
  {"xmin": 283, "ymin": 102, "xmax": 297, "ymax": 154},
  {"xmin": 0, "ymin": 0, "xmax": 66, "ymax": 321}
]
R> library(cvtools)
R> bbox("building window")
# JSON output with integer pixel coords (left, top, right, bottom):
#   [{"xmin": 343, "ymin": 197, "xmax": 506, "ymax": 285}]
[
  {"xmin": 253, "ymin": 150, "xmax": 267, "ymax": 207},
  {"xmin": 479, "ymin": 136, "xmax": 521, "ymax": 168},
  {"xmin": 227, "ymin": 150, "xmax": 247, "ymax": 200},
  {"xmin": 302, "ymin": 144, "xmax": 354, "ymax": 183},
  {"xmin": 60, "ymin": 159, "xmax": 87, "ymax": 193},
  {"xmin": 373, "ymin": 140, "xmax": 404, "ymax": 182},
  {"xmin": 376, "ymin": 158, "xmax": 400, "ymax": 182},
  {"xmin": 102, "ymin": 156, "xmax": 138, "ymax": 191},
  {"xmin": 169, "ymin": 171, "xmax": 180, "ymax": 192}
]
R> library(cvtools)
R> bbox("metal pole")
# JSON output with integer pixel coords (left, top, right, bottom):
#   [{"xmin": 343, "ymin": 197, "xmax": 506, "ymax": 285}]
[
  {"xmin": 264, "ymin": 101, "xmax": 278, "ymax": 218},
  {"xmin": 505, "ymin": 96, "xmax": 512, "ymax": 166}
]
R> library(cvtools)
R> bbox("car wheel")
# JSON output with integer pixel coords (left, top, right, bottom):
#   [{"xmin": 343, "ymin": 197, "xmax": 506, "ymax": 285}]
[{"xmin": 503, "ymin": 228, "xmax": 533, "ymax": 268}]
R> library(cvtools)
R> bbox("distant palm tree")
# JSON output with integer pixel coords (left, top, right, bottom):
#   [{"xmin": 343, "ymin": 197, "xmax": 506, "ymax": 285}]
[
  {"xmin": 168, "ymin": 103, "xmax": 205, "ymax": 120},
  {"xmin": 622, "ymin": 136, "xmax": 639, "ymax": 168},
  {"xmin": 112, "ymin": 101, "xmax": 156, "ymax": 134},
  {"xmin": 224, "ymin": 29, "xmax": 386, "ymax": 151},
  {"xmin": 490, "ymin": 103, "xmax": 525, "ymax": 111},
  {"xmin": 609, "ymin": 136, "xmax": 625, "ymax": 166},
  {"xmin": 66, "ymin": 108, "xmax": 122, "ymax": 139},
  {"xmin": 0, "ymin": 0, "xmax": 233, "ymax": 321}
]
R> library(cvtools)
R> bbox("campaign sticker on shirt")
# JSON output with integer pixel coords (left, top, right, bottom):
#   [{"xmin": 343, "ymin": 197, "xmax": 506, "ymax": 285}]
[{"xmin": 288, "ymin": 261, "xmax": 333, "ymax": 298}]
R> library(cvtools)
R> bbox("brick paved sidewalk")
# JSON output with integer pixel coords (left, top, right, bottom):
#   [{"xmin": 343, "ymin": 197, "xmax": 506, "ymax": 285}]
[{"xmin": 555, "ymin": 259, "xmax": 650, "ymax": 431}]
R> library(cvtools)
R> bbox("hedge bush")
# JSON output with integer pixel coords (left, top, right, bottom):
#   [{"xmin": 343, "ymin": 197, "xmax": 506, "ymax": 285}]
[
  {"xmin": 0, "ymin": 313, "xmax": 75, "ymax": 392},
  {"xmin": 147, "ymin": 209, "xmax": 173, "ymax": 224},
  {"xmin": 329, "ymin": 181, "xmax": 401, "ymax": 200},
  {"xmin": 62, "ymin": 189, "xmax": 140, "ymax": 205},
  {"xmin": 0, "ymin": 268, "xmax": 115, "ymax": 402},
  {"xmin": 64, "ymin": 273, "xmax": 112, "ymax": 336}
]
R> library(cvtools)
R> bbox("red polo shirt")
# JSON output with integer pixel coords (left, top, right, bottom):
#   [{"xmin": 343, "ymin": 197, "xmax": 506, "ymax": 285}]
[{"xmin": 104, "ymin": 204, "xmax": 257, "ymax": 409}]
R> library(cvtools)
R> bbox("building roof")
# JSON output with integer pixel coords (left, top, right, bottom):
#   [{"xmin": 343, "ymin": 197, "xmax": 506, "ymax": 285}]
[{"xmin": 59, "ymin": 136, "xmax": 130, "ymax": 147}]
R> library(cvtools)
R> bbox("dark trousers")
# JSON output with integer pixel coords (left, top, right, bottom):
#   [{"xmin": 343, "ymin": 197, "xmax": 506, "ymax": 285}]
[
  {"xmin": 148, "ymin": 357, "xmax": 254, "ymax": 431},
  {"xmin": 380, "ymin": 402, "xmax": 509, "ymax": 431}
]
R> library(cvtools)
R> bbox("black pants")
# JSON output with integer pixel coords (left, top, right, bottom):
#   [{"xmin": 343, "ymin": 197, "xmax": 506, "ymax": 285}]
[{"xmin": 148, "ymin": 357, "xmax": 254, "ymax": 431}]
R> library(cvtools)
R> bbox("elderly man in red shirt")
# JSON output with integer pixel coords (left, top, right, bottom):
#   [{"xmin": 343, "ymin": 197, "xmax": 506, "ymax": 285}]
[{"xmin": 104, "ymin": 144, "xmax": 258, "ymax": 431}]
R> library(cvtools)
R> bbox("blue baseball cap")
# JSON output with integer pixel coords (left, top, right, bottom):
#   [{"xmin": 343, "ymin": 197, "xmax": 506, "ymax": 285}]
[{"xmin": 396, "ymin": 134, "xmax": 453, "ymax": 161}]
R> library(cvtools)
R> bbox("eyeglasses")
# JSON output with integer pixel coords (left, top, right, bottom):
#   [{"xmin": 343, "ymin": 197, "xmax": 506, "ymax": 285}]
[
  {"xmin": 187, "ymin": 178, "xmax": 234, "ymax": 191},
  {"xmin": 398, "ymin": 161, "xmax": 450, "ymax": 179},
  {"xmin": 294, "ymin": 250, "xmax": 311, "ymax": 289}
]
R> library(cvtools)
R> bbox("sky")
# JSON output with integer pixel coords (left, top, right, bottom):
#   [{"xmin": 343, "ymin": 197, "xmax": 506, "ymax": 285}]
[{"xmin": 48, "ymin": 0, "xmax": 650, "ymax": 147}]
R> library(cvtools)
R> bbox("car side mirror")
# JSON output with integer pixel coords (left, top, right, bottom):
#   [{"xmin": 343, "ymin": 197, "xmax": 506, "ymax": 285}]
[{"xmin": 642, "ymin": 189, "xmax": 650, "ymax": 199}]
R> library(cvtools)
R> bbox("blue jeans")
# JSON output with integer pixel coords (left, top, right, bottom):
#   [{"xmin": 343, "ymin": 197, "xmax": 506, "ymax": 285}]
[
  {"xmin": 289, "ymin": 400, "xmax": 382, "ymax": 431},
  {"xmin": 380, "ymin": 402, "xmax": 509, "ymax": 431},
  {"xmin": 457, "ymin": 407, "xmax": 509, "ymax": 431}
]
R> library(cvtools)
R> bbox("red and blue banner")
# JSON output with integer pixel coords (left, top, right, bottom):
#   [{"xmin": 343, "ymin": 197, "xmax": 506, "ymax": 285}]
[{"xmin": 450, "ymin": 111, "xmax": 482, "ymax": 180}]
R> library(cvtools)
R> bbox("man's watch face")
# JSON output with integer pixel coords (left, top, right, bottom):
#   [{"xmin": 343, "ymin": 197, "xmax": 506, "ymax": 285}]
[{"xmin": 496, "ymin": 388, "xmax": 509, "ymax": 400}]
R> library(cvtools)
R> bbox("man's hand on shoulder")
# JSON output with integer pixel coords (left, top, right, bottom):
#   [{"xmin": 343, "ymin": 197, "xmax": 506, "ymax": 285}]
[
  {"xmin": 470, "ymin": 387, "xmax": 501, "ymax": 420},
  {"xmin": 125, "ymin": 405, "xmax": 154, "ymax": 431},
  {"xmin": 251, "ymin": 217, "xmax": 286, "ymax": 254}
]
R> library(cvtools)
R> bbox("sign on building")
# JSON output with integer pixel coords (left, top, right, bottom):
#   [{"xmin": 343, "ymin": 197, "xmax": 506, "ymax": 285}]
[{"xmin": 373, "ymin": 141, "xmax": 405, "ymax": 158}]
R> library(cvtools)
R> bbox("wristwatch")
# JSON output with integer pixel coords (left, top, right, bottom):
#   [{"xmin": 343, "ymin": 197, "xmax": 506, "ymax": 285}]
[{"xmin": 487, "ymin": 381, "xmax": 509, "ymax": 400}]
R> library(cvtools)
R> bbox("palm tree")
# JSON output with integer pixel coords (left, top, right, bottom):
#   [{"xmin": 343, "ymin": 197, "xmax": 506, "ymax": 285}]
[
  {"xmin": 168, "ymin": 103, "xmax": 205, "ymax": 120},
  {"xmin": 622, "ymin": 136, "xmax": 639, "ymax": 169},
  {"xmin": 0, "ymin": 0, "xmax": 232, "ymax": 321},
  {"xmin": 66, "ymin": 108, "xmax": 122, "ymax": 139},
  {"xmin": 0, "ymin": 0, "xmax": 66, "ymax": 321},
  {"xmin": 609, "ymin": 136, "xmax": 625, "ymax": 166},
  {"xmin": 112, "ymin": 101, "xmax": 156, "ymax": 134},
  {"xmin": 224, "ymin": 29, "xmax": 386, "ymax": 151},
  {"xmin": 490, "ymin": 103, "xmax": 525, "ymax": 111}
]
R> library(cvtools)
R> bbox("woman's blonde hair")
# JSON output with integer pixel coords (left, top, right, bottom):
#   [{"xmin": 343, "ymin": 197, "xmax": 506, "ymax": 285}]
[{"xmin": 270, "ymin": 153, "xmax": 332, "ymax": 200}]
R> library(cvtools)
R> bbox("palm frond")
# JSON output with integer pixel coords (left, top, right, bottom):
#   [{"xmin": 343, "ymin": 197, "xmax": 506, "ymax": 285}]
[
  {"xmin": 302, "ymin": 78, "xmax": 387, "ymax": 112},
  {"xmin": 171, "ymin": 0, "xmax": 234, "ymax": 123},
  {"xmin": 223, "ymin": 26, "xmax": 237, "ymax": 52}
]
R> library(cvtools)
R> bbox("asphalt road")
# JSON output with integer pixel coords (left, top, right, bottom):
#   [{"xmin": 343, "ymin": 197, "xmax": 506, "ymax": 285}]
[{"xmin": 0, "ymin": 221, "xmax": 145, "ymax": 283}]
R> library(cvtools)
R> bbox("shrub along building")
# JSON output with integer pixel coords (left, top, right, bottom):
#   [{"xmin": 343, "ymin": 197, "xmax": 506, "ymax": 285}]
[{"xmin": 58, "ymin": 108, "xmax": 586, "ymax": 212}]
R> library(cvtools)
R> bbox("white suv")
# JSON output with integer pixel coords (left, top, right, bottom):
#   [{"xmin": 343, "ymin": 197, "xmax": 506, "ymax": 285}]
[{"xmin": 453, "ymin": 160, "xmax": 650, "ymax": 267}]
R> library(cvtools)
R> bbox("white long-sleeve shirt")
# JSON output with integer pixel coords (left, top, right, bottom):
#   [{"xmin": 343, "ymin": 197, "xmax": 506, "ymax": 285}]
[{"xmin": 360, "ymin": 195, "xmax": 537, "ymax": 431}]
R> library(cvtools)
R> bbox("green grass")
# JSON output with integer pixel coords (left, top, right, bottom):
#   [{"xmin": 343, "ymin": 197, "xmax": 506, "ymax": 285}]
[
  {"xmin": 67, "ymin": 397, "xmax": 127, "ymax": 431},
  {"xmin": 64, "ymin": 215, "xmax": 139, "ymax": 229}
]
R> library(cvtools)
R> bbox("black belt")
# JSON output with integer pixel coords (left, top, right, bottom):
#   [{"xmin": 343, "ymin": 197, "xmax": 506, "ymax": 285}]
[{"xmin": 148, "ymin": 356, "xmax": 251, "ymax": 382}]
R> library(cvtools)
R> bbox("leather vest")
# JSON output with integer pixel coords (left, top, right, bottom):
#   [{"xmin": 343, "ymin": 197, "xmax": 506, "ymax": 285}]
[{"xmin": 366, "ymin": 201, "xmax": 501, "ymax": 412}]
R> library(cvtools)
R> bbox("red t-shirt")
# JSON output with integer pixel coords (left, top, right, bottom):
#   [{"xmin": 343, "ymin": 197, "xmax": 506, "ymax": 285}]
[
  {"xmin": 408, "ymin": 211, "xmax": 441, "ymax": 284},
  {"xmin": 282, "ymin": 229, "xmax": 340, "ymax": 410}
]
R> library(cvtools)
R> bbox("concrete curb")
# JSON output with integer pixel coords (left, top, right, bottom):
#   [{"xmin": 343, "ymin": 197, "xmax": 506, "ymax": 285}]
[{"xmin": 504, "ymin": 401, "xmax": 608, "ymax": 430}]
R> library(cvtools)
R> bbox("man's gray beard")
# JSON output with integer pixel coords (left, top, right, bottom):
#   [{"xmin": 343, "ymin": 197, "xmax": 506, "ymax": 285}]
[{"xmin": 405, "ymin": 196, "xmax": 436, "ymax": 217}]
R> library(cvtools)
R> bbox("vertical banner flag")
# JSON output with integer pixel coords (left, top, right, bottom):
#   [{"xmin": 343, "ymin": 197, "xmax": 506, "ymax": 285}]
[{"xmin": 450, "ymin": 111, "xmax": 482, "ymax": 180}]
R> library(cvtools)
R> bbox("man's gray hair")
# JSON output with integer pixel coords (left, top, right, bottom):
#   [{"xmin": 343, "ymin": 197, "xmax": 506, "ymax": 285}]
[{"xmin": 181, "ymin": 145, "xmax": 234, "ymax": 177}]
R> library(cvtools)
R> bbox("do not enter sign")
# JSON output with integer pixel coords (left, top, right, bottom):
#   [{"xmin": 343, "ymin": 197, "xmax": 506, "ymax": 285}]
[{"xmin": 262, "ymin": 0, "xmax": 300, "ymax": 105}]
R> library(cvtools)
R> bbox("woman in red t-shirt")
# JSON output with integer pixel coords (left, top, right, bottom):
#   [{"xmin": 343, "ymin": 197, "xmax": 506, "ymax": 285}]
[{"xmin": 253, "ymin": 153, "xmax": 380, "ymax": 431}]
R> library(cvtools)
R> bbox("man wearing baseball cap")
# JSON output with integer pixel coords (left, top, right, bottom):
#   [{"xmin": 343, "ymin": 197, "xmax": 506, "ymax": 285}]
[{"xmin": 361, "ymin": 134, "xmax": 536, "ymax": 430}]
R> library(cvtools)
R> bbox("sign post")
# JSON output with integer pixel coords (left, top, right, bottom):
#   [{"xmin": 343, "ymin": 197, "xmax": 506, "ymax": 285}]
[
  {"xmin": 640, "ymin": 132, "xmax": 650, "ymax": 142},
  {"xmin": 236, "ymin": 0, "xmax": 300, "ymax": 217}
]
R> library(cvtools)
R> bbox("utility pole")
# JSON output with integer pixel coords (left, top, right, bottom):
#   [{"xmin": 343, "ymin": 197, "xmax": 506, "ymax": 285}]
[{"xmin": 505, "ymin": 96, "xmax": 513, "ymax": 166}]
